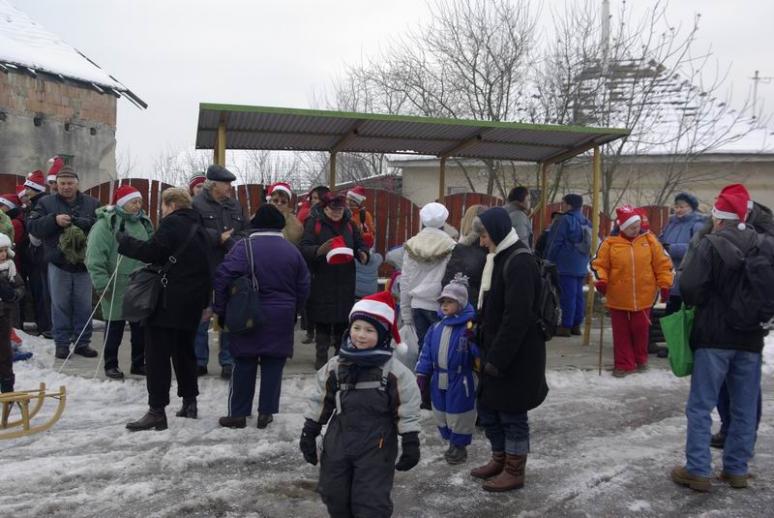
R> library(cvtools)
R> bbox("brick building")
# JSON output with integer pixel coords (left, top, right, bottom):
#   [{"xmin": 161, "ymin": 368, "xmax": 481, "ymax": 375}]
[{"xmin": 0, "ymin": 0, "xmax": 145, "ymax": 187}]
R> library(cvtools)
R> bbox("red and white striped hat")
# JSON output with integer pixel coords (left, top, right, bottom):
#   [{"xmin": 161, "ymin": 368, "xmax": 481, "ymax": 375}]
[
  {"xmin": 346, "ymin": 186, "xmax": 367, "ymax": 205},
  {"xmin": 24, "ymin": 170, "xmax": 47, "ymax": 193},
  {"xmin": 112, "ymin": 185, "xmax": 142, "ymax": 207},
  {"xmin": 47, "ymin": 156, "xmax": 64, "ymax": 183},
  {"xmin": 266, "ymin": 182, "xmax": 293, "ymax": 201},
  {"xmin": 0, "ymin": 193, "xmax": 20, "ymax": 211},
  {"xmin": 349, "ymin": 290, "xmax": 401, "ymax": 344},
  {"xmin": 326, "ymin": 235, "xmax": 354, "ymax": 265}
]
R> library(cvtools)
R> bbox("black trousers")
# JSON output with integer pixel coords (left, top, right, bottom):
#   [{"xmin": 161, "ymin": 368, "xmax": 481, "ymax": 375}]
[
  {"xmin": 145, "ymin": 326, "xmax": 198, "ymax": 408},
  {"xmin": 104, "ymin": 320, "xmax": 145, "ymax": 371},
  {"xmin": 0, "ymin": 311, "xmax": 13, "ymax": 392},
  {"xmin": 27, "ymin": 263, "xmax": 51, "ymax": 333},
  {"xmin": 314, "ymin": 322, "xmax": 347, "ymax": 367}
]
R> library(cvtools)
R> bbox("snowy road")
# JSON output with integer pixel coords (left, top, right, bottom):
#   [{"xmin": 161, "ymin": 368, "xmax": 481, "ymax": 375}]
[{"xmin": 1, "ymin": 334, "xmax": 772, "ymax": 517}]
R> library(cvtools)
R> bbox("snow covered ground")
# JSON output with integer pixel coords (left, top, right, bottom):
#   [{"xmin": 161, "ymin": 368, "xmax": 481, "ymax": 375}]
[{"xmin": 1, "ymin": 333, "xmax": 772, "ymax": 517}]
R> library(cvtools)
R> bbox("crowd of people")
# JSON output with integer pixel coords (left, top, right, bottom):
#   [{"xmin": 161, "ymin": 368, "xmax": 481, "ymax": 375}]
[{"xmin": 1, "ymin": 158, "xmax": 771, "ymax": 514}]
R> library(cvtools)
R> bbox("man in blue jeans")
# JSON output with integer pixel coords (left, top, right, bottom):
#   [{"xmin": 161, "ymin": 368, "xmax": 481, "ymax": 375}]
[{"xmin": 673, "ymin": 183, "xmax": 773, "ymax": 491}]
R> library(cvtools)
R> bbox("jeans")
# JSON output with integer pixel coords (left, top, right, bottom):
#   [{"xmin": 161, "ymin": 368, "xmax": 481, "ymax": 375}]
[
  {"xmin": 103, "ymin": 320, "xmax": 145, "ymax": 371},
  {"xmin": 685, "ymin": 348, "xmax": 762, "ymax": 477},
  {"xmin": 717, "ymin": 380, "xmax": 762, "ymax": 437},
  {"xmin": 558, "ymin": 275, "xmax": 585, "ymax": 328},
  {"xmin": 477, "ymin": 401, "xmax": 530, "ymax": 455},
  {"xmin": 48, "ymin": 265, "xmax": 93, "ymax": 349},
  {"xmin": 412, "ymin": 308, "xmax": 439, "ymax": 350},
  {"xmin": 228, "ymin": 355, "xmax": 287, "ymax": 416},
  {"xmin": 193, "ymin": 319, "xmax": 233, "ymax": 367}
]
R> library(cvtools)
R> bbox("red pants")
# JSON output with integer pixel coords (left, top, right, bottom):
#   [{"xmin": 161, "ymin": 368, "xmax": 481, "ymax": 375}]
[{"xmin": 609, "ymin": 309, "xmax": 651, "ymax": 372}]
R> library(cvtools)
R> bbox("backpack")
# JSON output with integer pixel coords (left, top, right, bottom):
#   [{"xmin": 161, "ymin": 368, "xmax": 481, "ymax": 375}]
[
  {"xmin": 706, "ymin": 233, "xmax": 774, "ymax": 333},
  {"xmin": 504, "ymin": 248, "xmax": 562, "ymax": 341},
  {"xmin": 572, "ymin": 218, "xmax": 593, "ymax": 256}
]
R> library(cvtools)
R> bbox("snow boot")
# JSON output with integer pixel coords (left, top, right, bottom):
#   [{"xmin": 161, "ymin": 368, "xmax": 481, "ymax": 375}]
[
  {"xmin": 219, "ymin": 415, "xmax": 247, "ymax": 428},
  {"xmin": 256, "ymin": 414, "xmax": 273, "ymax": 429},
  {"xmin": 445, "ymin": 445, "xmax": 468, "ymax": 465},
  {"xmin": 73, "ymin": 345, "xmax": 98, "ymax": 358},
  {"xmin": 483, "ymin": 454, "xmax": 526, "ymax": 492},
  {"xmin": 671, "ymin": 466, "xmax": 711, "ymax": 492},
  {"xmin": 720, "ymin": 471, "xmax": 749, "ymax": 489},
  {"xmin": 126, "ymin": 408, "xmax": 168, "ymax": 432},
  {"xmin": 710, "ymin": 432, "xmax": 726, "ymax": 449},
  {"xmin": 570, "ymin": 325, "xmax": 582, "ymax": 336},
  {"xmin": 0, "ymin": 375, "xmax": 14, "ymax": 393},
  {"xmin": 175, "ymin": 398, "xmax": 197, "ymax": 419},
  {"xmin": 470, "ymin": 451, "xmax": 506, "ymax": 479},
  {"xmin": 555, "ymin": 326, "xmax": 571, "ymax": 337}
]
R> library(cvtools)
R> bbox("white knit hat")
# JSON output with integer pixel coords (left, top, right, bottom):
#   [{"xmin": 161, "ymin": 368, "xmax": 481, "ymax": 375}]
[{"xmin": 420, "ymin": 202, "xmax": 449, "ymax": 229}]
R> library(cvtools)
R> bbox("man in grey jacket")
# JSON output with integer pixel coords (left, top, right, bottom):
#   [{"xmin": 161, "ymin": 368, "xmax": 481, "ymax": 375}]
[{"xmin": 504, "ymin": 186, "xmax": 533, "ymax": 248}]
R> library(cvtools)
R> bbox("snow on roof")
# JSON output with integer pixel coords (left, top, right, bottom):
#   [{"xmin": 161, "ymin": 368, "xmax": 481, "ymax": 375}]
[{"xmin": 0, "ymin": 0, "xmax": 144, "ymax": 106}]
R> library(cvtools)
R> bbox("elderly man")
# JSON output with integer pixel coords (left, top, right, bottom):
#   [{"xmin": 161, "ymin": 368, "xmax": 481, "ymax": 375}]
[
  {"xmin": 191, "ymin": 164, "xmax": 248, "ymax": 379},
  {"xmin": 27, "ymin": 166, "xmax": 100, "ymax": 359}
]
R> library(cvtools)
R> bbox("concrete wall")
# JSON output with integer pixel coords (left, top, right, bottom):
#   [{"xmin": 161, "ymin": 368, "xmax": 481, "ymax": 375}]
[
  {"xmin": 0, "ymin": 69, "xmax": 117, "ymax": 188},
  {"xmin": 397, "ymin": 155, "xmax": 774, "ymax": 212}
]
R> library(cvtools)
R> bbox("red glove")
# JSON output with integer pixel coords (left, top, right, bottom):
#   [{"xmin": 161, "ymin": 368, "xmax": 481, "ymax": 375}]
[
  {"xmin": 594, "ymin": 281, "xmax": 607, "ymax": 296},
  {"xmin": 660, "ymin": 288, "xmax": 670, "ymax": 303}
]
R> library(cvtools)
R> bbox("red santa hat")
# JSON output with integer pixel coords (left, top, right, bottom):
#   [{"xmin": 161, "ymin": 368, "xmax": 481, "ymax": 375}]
[
  {"xmin": 615, "ymin": 205, "xmax": 641, "ymax": 231},
  {"xmin": 266, "ymin": 182, "xmax": 293, "ymax": 201},
  {"xmin": 15, "ymin": 184, "xmax": 28, "ymax": 199},
  {"xmin": 112, "ymin": 185, "xmax": 142, "ymax": 207},
  {"xmin": 349, "ymin": 290, "xmax": 401, "ymax": 345},
  {"xmin": 47, "ymin": 156, "xmax": 64, "ymax": 183},
  {"xmin": 24, "ymin": 170, "xmax": 47, "ymax": 193},
  {"xmin": 0, "ymin": 193, "xmax": 20, "ymax": 211},
  {"xmin": 346, "ymin": 186, "xmax": 367, "ymax": 205},
  {"xmin": 326, "ymin": 235, "xmax": 354, "ymax": 264},
  {"xmin": 712, "ymin": 183, "xmax": 752, "ymax": 230}
]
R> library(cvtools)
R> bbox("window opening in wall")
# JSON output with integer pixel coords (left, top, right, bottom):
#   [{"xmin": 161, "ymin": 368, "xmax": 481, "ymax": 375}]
[{"xmin": 58, "ymin": 154, "xmax": 75, "ymax": 166}]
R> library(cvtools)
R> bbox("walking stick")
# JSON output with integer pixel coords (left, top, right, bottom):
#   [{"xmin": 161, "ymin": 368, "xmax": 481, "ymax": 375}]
[{"xmin": 598, "ymin": 305, "xmax": 605, "ymax": 376}]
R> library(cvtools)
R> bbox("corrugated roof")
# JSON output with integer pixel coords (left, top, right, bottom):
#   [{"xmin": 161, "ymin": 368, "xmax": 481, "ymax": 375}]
[{"xmin": 196, "ymin": 103, "xmax": 630, "ymax": 164}]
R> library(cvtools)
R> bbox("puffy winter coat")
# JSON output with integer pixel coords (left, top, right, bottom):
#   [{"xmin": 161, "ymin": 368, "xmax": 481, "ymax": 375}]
[
  {"xmin": 355, "ymin": 250, "xmax": 383, "ymax": 298},
  {"xmin": 0, "ymin": 261, "xmax": 25, "ymax": 317},
  {"xmin": 478, "ymin": 240, "xmax": 548, "ymax": 413},
  {"xmin": 659, "ymin": 211, "xmax": 706, "ymax": 296},
  {"xmin": 117, "ymin": 208, "xmax": 214, "ymax": 330},
  {"xmin": 415, "ymin": 304, "xmax": 479, "ymax": 416},
  {"xmin": 0, "ymin": 210, "xmax": 13, "ymax": 242},
  {"xmin": 300, "ymin": 210, "xmax": 368, "ymax": 324},
  {"xmin": 26, "ymin": 191, "xmax": 100, "ymax": 272},
  {"xmin": 85, "ymin": 206, "xmax": 154, "ymax": 321},
  {"xmin": 504, "ymin": 200, "xmax": 533, "ymax": 248},
  {"xmin": 23, "ymin": 193, "xmax": 47, "ymax": 269},
  {"xmin": 400, "ymin": 228, "xmax": 456, "ymax": 324},
  {"xmin": 213, "ymin": 230, "xmax": 310, "ymax": 358},
  {"xmin": 547, "ymin": 209, "xmax": 591, "ymax": 276},
  {"xmin": 192, "ymin": 188, "xmax": 248, "ymax": 267},
  {"xmin": 592, "ymin": 232, "xmax": 674, "ymax": 312},
  {"xmin": 441, "ymin": 238, "xmax": 487, "ymax": 310}
]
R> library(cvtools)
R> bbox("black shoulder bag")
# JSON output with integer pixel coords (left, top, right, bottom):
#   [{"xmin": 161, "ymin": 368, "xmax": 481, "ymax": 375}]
[
  {"xmin": 123, "ymin": 225, "xmax": 198, "ymax": 323},
  {"xmin": 223, "ymin": 236, "xmax": 266, "ymax": 334}
]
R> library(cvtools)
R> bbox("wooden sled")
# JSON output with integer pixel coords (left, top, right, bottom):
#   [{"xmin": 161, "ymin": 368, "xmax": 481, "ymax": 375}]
[{"xmin": 0, "ymin": 384, "xmax": 66, "ymax": 440}]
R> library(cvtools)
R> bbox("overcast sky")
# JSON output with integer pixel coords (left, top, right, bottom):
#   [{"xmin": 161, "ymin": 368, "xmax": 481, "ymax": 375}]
[{"xmin": 12, "ymin": 0, "xmax": 774, "ymax": 176}]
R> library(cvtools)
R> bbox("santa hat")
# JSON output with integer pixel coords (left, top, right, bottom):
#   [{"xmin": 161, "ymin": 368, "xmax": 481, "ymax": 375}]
[
  {"xmin": 112, "ymin": 185, "xmax": 142, "ymax": 207},
  {"xmin": 24, "ymin": 170, "xmax": 47, "ymax": 193},
  {"xmin": 635, "ymin": 207, "xmax": 650, "ymax": 232},
  {"xmin": 15, "ymin": 184, "xmax": 28, "ymax": 199},
  {"xmin": 326, "ymin": 235, "xmax": 354, "ymax": 265},
  {"xmin": 346, "ymin": 186, "xmax": 367, "ymax": 205},
  {"xmin": 47, "ymin": 156, "xmax": 64, "ymax": 183},
  {"xmin": 266, "ymin": 182, "xmax": 293, "ymax": 201},
  {"xmin": 615, "ymin": 205, "xmax": 641, "ymax": 231},
  {"xmin": 349, "ymin": 290, "xmax": 401, "ymax": 346},
  {"xmin": 0, "ymin": 193, "xmax": 20, "ymax": 211},
  {"xmin": 188, "ymin": 174, "xmax": 205, "ymax": 192},
  {"xmin": 712, "ymin": 184, "xmax": 752, "ymax": 230}
]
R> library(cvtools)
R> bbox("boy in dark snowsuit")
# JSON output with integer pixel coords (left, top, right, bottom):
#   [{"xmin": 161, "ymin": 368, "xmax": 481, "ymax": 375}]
[
  {"xmin": 300, "ymin": 290, "xmax": 422, "ymax": 517},
  {"xmin": 415, "ymin": 274, "xmax": 479, "ymax": 465},
  {"xmin": 0, "ymin": 234, "xmax": 25, "ymax": 393}
]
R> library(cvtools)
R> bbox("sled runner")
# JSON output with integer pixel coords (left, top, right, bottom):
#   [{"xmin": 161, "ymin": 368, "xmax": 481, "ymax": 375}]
[{"xmin": 0, "ymin": 384, "xmax": 66, "ymax": 440}]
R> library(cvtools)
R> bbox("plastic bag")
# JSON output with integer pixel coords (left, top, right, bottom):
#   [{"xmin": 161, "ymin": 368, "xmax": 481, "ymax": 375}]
[
  {"xmin": 660, "ymin": 304, "xmax": 695, "ymax": 377},
  {"xmin": 394, "ymin": 324, "xmax": 419, "ymax": 371}
]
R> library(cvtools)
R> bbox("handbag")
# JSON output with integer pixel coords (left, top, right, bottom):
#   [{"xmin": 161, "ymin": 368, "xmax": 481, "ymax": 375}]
[
  {"xmin": 122, "ymin": 225, "xmax": 198, "ymax": 322},
  {"xmin": 223, "ymin": 237, "xmax": 265, "ymax": 334},
  {"xmin": 659, "ymin": 304, "xmax": 695, "ymax": 377}
]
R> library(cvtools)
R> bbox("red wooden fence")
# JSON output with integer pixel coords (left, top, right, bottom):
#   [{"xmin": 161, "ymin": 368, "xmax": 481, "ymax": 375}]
[{"xmin": 0, "ymin": 174, "xmax": 27, "ymax": 195}]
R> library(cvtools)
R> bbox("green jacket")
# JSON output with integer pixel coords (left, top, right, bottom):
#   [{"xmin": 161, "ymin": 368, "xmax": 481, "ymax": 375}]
[
  {"xmin": 85, "ymin": 206, "xmax": 153, "ymax": 320},
  {"xmin": 0, "ymin": 210, "xmax": 14, "ymax": 241}
]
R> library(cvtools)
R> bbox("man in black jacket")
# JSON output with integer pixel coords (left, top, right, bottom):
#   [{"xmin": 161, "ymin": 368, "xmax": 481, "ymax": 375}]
[
  {"xmin": 672, "ymin": 184, "xmax": 773, "ymax": 492},
  {"xmin": 27, "ymin": 166, "xmax": 100, "ymax": 359},
  {"xmin": 191, "ymin": 164, "xmax": 247, "ymax": 379},
  {"xmin": 21, "ymin": 170, "xmax": 52, "ymax": 338}
]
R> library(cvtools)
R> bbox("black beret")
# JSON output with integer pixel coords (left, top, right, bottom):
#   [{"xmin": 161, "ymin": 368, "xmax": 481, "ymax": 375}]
[{"xmin": 206, "ymin": 164, "xmax": 236, "ymax": 182}]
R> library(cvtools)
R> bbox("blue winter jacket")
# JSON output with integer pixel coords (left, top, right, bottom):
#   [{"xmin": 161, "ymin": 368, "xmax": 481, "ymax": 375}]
[
  {"xmin": 659, "ymin": 211, "xmax": 706, "ymax": 295},
  {"xmin": 355, "ymin": 251, "xmax": 383, "ymax": 298},
  {"xmin": 546, "ymin": 209, "xmax": 591, "ymax": 277},
  {"xmin": 415, "ymin": 304, "xmax": 479, "ymax": 415}
]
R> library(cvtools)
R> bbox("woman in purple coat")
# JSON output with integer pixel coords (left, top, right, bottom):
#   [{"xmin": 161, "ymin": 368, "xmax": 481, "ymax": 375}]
[{"xmin": 214, "ymin": 204, "xmax": 310, "ymax": 429}]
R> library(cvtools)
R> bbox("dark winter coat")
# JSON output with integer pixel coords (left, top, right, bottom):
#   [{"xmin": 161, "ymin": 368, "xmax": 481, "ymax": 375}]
[
  {"xmin": 478, "ymin": 241, "xmax": 549, "ymax": 413},
  {"xmin": 680, "ymin": 225, "xmax": 772, "ymax": 354},
  {"xmin": 299, "ymin": 210, "xmax": 368, "ymax": 324},
  {"xmin": 442, "ymin": 241, "xmax": 487, "ymax": 310},
  {"xmin": 26, "ymin": 191, "xmax": 100, "ymax": 272},
  {"xmin": 118, "ymin": 208, "xmax": 214, "ymax": 331},
  {"xmin": 659, "ymin": 211, "xmax": 706, "ymax": 296},
  {"xmin": 0, "ymin": 264, "xmax": 24, "ymax": 317},
  {"xmin": 546, "ymin": 209, "xmax": 591, "ymax": 277},
  {"xmin": 23, "ymin": 192, "xmax": 48, "ymax": 268},
  {"xmin": 212, "ymin": 230, "xmax": 310, "ymax": 358},
  {"xmin": 192, "ymin": 187, "xmax": 248, "ymax": 267}
]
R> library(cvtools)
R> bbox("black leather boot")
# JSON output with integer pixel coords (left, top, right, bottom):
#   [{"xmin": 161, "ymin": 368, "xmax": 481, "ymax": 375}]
[
  {"xmin": 175, "ymin": 398, "xmax": 197, "ymax": 419},
  {"xmin": 126, "ymin": 407, "xmax": 168, "ymax": 431}
]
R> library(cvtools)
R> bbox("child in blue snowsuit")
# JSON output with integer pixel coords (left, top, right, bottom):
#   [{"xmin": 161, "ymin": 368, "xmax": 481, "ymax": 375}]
[{"xmin": 416, "ymin": 274, "xmax": 479, "ymax": 465}]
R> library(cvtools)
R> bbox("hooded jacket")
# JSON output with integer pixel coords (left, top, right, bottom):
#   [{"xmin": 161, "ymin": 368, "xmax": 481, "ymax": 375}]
[
  {"xmin": 659, "ymin": 211, "xmax": 706, "ymax": 296},
  {"xmin": 546, "ymin": 209, "xmax": 591, "ymax": 276},
  {"xmin": 399, "ymin": 227, "xmax": 456, "ymax": 323}
]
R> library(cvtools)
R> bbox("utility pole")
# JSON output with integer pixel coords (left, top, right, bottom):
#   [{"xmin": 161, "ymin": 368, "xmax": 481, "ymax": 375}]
[
  {"xmin": 601, "ymin": 0, "xmax": 610, "ymax": 77},
  {"xmin": 751, "ymin": 70, "xmax": 772, "ymax": 120}
]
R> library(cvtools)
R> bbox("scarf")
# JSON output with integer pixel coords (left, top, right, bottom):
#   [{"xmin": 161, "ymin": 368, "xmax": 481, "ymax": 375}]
[
  {"xmin": 477, "ymin": 228, "xmax": 519, "ymax": 310},
  {"xmin": 116, "ymin": 206, "xmax": 145, "ymax": 223},
  {"xmin": 338, "ymin": 336, "xmax": 393, "ymax": 368}
]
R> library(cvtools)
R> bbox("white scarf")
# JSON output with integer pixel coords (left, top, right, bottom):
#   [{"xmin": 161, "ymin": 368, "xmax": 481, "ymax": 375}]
[{"xmin": 478, "ymin": 228, "xmax": 519, "ymax": 310}]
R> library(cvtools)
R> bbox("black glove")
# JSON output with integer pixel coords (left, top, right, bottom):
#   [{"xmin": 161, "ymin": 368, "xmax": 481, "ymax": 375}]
[
  {"xmin": 483, "ymin": 362, "xmax": 500, "ymax": 378},
  {"xmin": 300, "ymin": 419, "xmax": 322, "ymax": 466},
  {"xmin": 395, "ymin": 432, "xmax": 420, "ymax": 471},
  {"xmin": 0, "ymin": 280, "xmax": 15, "ymax": 302}
]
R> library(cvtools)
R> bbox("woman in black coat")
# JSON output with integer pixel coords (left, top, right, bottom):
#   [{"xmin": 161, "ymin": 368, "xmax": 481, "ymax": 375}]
[
  {"xmin": 470, "ymin": 207, "xmax": 548, "ymax": 493},
  {"xmin": 118, "ymin": 188, "xmax": 217, "ymax": 431},
  {"xmin": 299, "ymin": 192, "xmax": 368, "ymax": 369}
]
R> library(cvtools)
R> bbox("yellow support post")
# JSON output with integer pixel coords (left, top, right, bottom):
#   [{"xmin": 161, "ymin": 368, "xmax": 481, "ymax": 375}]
[
  {"xmin": 583, "ymin": 146, "xmax": 602, "ymax": 346},
  {"xmin": 214, "ymin": 121, "xmax": 226, "ymax": 166},
  {"xmin": 329, "ymin": 152, "xmax": 337, "ymax": 190},
  {"xmin": 539, "ymin": 162, "xmax": 549, "ymax": 231},
  {"xmin": 439, "ymin": 157, "xmax": 447, "ymax": 201}
]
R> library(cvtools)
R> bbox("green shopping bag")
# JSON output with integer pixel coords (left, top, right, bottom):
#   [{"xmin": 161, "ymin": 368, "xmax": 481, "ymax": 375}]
[{"xmin": 660, "ymin": 304, "xmax": 695, "ymax": 377}]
